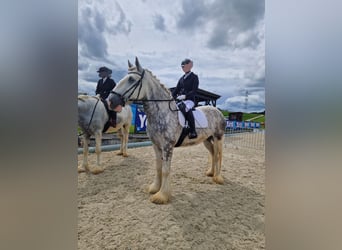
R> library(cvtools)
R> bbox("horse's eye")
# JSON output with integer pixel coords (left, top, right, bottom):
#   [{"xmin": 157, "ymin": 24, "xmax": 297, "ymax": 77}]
[{"xmin": 128, "ymin": 76, "xmax": 135, "ymax": 83}]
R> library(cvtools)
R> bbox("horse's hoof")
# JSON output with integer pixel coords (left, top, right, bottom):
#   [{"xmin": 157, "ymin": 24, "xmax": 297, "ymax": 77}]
[
  {"xmin": 90, "ymin": 168, "xmax": 104, "ymax": 175},
  {"xmin": 116, "ymin": 152, "xmax": 123, "ymax": 156},
  {"xmin": 206, "ymin": 170, "xmax": 214, "ymax": 177},
  {"xmin": 78, "ymin": 167, "xmax": 86, "ymax": 173},
  {"xmin": 213, "ymin": 175, "xmax": 224, "ymax": 184},
  {"xmin": 84, "ymin": 164, "xmax": 91, "ymax": 172},
  {"xmin": 150, "ymin": 192, "xmax": 170, "ymax": 204},
  {"xmin": 148, "ymin": 183, "xmax": 160, "ymax": 194},
  {"xmin": 122, "ymin": 153, "xmax": 128, "ymax": 157}
]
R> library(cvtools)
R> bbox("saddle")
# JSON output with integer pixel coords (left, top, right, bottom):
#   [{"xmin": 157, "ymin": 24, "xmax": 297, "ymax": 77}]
[
  {"xmin": 100, "ymin": 99, "xmax": 117, "ymax": 132},
  {"xmin": 177, "ymin": 108, "xmax": 208, "ymax": 128},
  {"xmin": 174, "ymin": 108, "xmax": 208, "ymax": 147}
]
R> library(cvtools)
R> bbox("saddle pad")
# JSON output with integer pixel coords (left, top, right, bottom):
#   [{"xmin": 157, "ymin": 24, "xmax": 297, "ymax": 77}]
[{"xmin": 178, "ymin": 109, "xmax": 208, "ymax": 128}]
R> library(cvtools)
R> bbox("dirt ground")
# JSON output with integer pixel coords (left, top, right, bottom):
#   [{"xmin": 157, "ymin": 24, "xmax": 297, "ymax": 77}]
[{"xmin": 78, "ymin": 142, "xmax": 265, "ymax": 250}]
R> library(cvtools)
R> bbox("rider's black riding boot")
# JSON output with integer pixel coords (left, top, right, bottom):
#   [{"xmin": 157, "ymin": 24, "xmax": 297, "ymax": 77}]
[
  {"xmin": 178, "ymin": 102, "xmax": 187, "ymax": 117},
  {"xmin": 186, "ymin": 109, "xmax": 197, "ymax": 139}
]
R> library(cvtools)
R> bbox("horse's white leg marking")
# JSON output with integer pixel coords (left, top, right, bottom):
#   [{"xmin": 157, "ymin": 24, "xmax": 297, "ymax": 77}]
[
  {"xmin": 218, "ymin": 138, "xmax": 223, "ymax": 174},
  {"xmin": 203, "ymin": 140, "xmax": 215, "ymax": 177},
  {"xmin": 89, "ymin": 131, "xmax": 104, "ymax": 175},
  {"xmin": 95, "ymin": 132, "xmax": 102, "ymax": 165},
  {"xmin": 150, "ymin": 145, "xmax": 173, "ymax": 204},
  {"xmin": 212, "ymin": 137, "xmax": 224, "ymax": 184},
  {"xmin": 122, "ymin": 124, "xmax": 129, "ymax": 157},
  {"xmin": 148, "ymin": 144, "xmax": 162, "ymax": 194},
  {"xmin": 116, "ymin": 128, "xmax": 123, "ymax": 155},
  {"xmin": 78, "ymin": 135, "xmax": 90, "ymax": 173}
]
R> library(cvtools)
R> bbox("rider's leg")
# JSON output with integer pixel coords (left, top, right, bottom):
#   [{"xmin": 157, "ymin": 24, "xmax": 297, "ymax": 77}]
[{"xmin": 186, "ymin": 109, "xmax": 197, "ymax": 139}]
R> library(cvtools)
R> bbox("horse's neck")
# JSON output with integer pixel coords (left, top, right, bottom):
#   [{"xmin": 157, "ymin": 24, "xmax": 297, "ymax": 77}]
[{"xmin": 143, "ymin": 78, "xmax": 177, "ymax": 121}]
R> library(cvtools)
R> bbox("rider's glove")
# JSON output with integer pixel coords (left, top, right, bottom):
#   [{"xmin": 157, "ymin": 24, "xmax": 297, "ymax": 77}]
[{"xmin": 176, "ymin": 94, "xmax": 186, "ymax": 100}]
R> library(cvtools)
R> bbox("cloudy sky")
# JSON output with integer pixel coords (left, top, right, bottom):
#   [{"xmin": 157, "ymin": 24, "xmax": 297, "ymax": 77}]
[{"xmin": 78, "ymin": 0, "xmax": 265, "ymax": 112}]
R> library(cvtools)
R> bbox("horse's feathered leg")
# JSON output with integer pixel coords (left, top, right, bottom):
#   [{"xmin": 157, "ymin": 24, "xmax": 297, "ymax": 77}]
[
  {"xmin": 89, "ymin": 131, "xmax": 104, "ymax": 174},
  {"xmin": 78, "ymin": 134, "xmax": 90, "ymax": 173},
  {"xmin": 121, "ymin": 124, "xmax": 130, "ymax": 157},
  {"xmin": 148, "ymin": 144, "xmax": 162, "ymax": 194},
  {"xmin": 212, "ymin": 137, "xmax": 224, "ymax": 184},
  {"xmin": 116, "ymin": 129, "xmax": 124, "ymax": 155},
  {"xmin": 150, "ymin": 145, "xmax": 173, "ymax": 204},
  {"xmin": 218, "ymin": 138, "xmax": 223, "ymax": 174},
  {"xmin": 203, "ymin": 139, "xmax": 215, "ymax": 177}
]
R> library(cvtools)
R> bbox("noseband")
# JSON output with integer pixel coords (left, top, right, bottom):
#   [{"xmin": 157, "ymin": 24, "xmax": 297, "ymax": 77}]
[{"xmin": 110, "ymin": 70, "xmax": 145, "ymax": 106}]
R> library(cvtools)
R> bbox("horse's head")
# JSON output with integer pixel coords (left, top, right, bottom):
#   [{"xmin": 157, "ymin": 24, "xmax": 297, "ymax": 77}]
[{"xmin": 108, "ymin": 57, "xmax": 147, "ymax": 111}]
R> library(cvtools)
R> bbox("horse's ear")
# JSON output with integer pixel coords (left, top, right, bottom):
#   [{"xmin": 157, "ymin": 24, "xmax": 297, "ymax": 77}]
[
  {"xmin": 135, "ymin": 57, "xmax": 143, "ymax": 73},
  {"xmin": 128, "ymin": 60, "xmax": 133, "ymax": 68}
]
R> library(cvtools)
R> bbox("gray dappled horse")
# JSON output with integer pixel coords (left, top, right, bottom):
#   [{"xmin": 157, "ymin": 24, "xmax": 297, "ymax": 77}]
[
  {"xmin": 78, "ymin": 94, "xmax": 132, "ymax": 174},
  {"xmin": 108, "ymin": 57, "xmax": 226, "ymax": 204}
]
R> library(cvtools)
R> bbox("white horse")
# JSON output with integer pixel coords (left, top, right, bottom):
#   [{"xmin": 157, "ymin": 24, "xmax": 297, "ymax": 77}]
[
  {"xmin": 108, "ymin": 58, "xmax": 226, "ymax": 204},
  {"xmin": 78, "ymin": 94, "xmax": 132, "ymax": 174}
]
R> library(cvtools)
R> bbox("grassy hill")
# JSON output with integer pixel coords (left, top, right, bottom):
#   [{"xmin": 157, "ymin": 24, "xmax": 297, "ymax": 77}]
[{"xmin": 220, "ymin": 110, "xmax": 265, "ymax": 128}]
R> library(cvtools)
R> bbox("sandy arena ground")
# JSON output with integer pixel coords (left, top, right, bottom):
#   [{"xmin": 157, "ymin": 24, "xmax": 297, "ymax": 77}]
[{"xmin": 78, "ymin": 142, "xmax": 265, "ymax": 249}]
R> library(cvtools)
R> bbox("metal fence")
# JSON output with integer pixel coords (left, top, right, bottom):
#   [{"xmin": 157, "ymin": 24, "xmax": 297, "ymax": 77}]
[
  {"xmin": 224, "ymin": 128, "xmax": 265, "ymax": 150},
  {"xmin": 82, "ymin": 127, "xmax": 265, "ymax": 151}
]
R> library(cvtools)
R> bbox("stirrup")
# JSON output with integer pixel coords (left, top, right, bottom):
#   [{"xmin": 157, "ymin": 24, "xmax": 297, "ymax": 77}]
[{"xmin": 188, "ymin": 131, "xmax": 197, "ymax": 139}]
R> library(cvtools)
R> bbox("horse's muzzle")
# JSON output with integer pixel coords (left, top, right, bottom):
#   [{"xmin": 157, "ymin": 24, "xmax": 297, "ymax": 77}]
[{"xmin": 108, "ymin": 92, "xmax": 125, "ymax": 110}]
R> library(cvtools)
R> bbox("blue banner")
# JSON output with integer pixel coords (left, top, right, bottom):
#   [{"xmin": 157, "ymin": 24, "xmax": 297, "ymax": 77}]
[
  {"xmin": 226, "ymin": 120, "xmax": 261, "ymax": 129},
  {"xmin": 133, "ymin": 109, "xmax": 261, "ymax": 132},
  {"xmin": 130, "ymin": 104, "xmax": 137, "ymax": 125},
  {"xmin": 135, "ymin": 106, "xmax": 147, "ymax": 132}
]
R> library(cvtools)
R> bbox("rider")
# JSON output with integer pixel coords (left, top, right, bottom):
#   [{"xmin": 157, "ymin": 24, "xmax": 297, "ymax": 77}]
[
  {"xmin": 172, "ymin": 58, "xmax": 199, "ymax": 139},
  {"xmin": 95, "ymin": 66, "xmax": 117, "ymax": 128}
]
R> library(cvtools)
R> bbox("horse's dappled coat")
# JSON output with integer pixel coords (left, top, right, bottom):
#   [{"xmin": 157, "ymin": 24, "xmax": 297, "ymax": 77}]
[{"xmin": 108, "ymin": 57, "xmax": 226, "ymax": 204}]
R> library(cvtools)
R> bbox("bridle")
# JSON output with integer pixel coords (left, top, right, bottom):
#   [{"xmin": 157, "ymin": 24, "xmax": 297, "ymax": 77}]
[
  {"xmin": 110, "ymin": 69, "xmax": 176, "ymax": 110},
  {"xmin": 110, "ymin": 70, "xmax": 145, "ymax": 106}
]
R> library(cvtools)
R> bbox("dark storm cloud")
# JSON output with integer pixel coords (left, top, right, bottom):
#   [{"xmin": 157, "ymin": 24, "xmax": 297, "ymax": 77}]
[
  {"xmin": 177, "ymin": 0, "xmax": 207, "ymax": 30},
  {"xmin": 78, "ymin": 1, "xmax": 131, "ymax": 60},
  {"xmin": 153, "ymin": 14, "xmax": 166, "ymax": 31},
  {"xmin": 177, "ymin": 0, "xmax": 264, "ymax": 49},
  {"xmin": 207, "ymin": 0, "xmax": 264, "ymax": 49},
  {"xmin": 78, "ymin": 6, "xmax": 108, "ymax": 59},
  {"xmin": 107, "ymin": 1, "xmax": 132, "ymax": 35},
  {"xmin": 78, "ymin": 61, "xmax": 89, "ymax": 71}
]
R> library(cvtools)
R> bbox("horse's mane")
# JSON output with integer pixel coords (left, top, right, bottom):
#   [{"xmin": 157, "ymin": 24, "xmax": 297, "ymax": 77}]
[{"xmin": 144, "ymin": 69, "xmax": 173, "ymax": 96}]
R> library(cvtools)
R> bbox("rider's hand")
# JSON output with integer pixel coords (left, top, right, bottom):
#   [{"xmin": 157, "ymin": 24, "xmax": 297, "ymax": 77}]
[{"xmin": 176, "ymin": 94, "xmax": 186, "ymax": 100}]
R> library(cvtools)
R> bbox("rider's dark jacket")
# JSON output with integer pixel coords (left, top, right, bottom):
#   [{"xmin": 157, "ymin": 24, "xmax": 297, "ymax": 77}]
[
  {"xmin": 95, "ymin": 77, "xmax": 116, "ymax": 100},
  {"xmin": 172, "ymin": 71, "xmax": 199, "ymax": 104}
]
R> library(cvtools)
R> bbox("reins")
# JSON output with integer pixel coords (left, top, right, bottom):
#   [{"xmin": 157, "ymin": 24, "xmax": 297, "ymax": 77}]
[
  {"xmin": 111, "ymin": 69, "xmax": 178, "ymax": 111},
  {"xmin": 121, "ymin": 70, "xmax": 145, "ymax": 101}
]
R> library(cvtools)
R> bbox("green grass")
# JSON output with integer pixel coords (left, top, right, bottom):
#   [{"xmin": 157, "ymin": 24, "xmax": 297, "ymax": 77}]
[
  {"xmin": 251, "ymin": 116, "xmax": 265, "ymax": 123},
  {"xmin": 243, "ymin": 113, "xmax": 264, "ymax": 121},
  {"xmin": 220, "ymin": 111, "xmax": 264, "ymax": 121},
  {"xmin": 219, "ymin": 110, "xmax": 265, "ymax": 128},
  {"xmin": 221, "ymin": 110, "xmax": 229, "ymax": 117}
]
